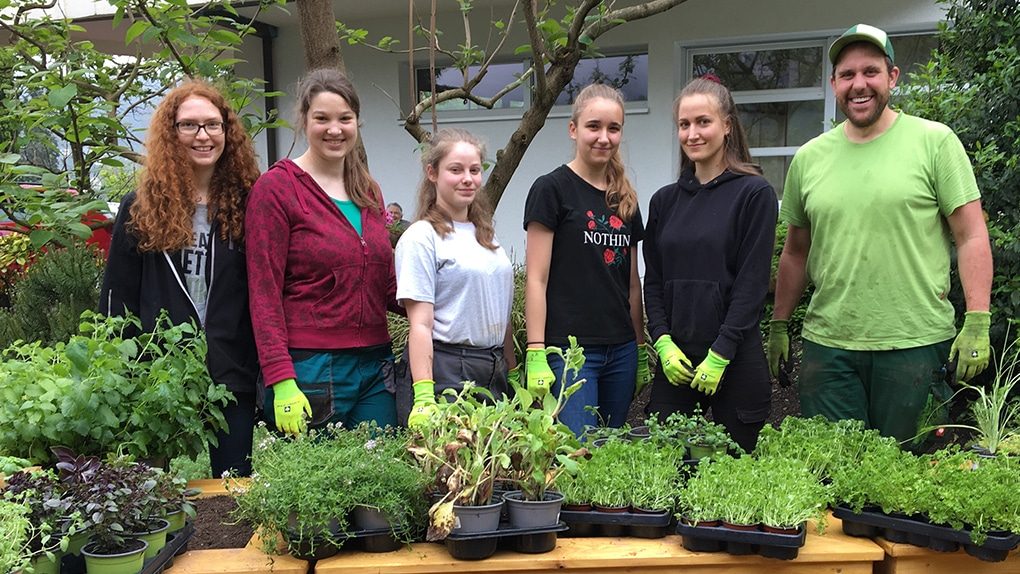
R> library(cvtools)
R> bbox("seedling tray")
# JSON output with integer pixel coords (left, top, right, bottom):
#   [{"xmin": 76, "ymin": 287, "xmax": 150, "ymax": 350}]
[
  {"xmin": 560, "ymin": 509, "xmax": 672, "ymax": 538},
  {"xmin": 833, "ymin": 505, "xmax": 1020, "ymax": 562},
  {"xmin": 675, "ymin": 522, "xmax": 806, "ymax": 560},
  {"xmin": 60, "ymin": 521, "xmax": 195, "ymax": 574},
  {"xmin": 445, "ymin": 521, "xmax": 568, "ymax": 560}
]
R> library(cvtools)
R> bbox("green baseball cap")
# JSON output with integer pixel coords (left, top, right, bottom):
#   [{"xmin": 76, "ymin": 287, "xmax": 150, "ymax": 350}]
[{"xmin": 828, "ymin": 23, "xmax": 895, "ymax": 65}]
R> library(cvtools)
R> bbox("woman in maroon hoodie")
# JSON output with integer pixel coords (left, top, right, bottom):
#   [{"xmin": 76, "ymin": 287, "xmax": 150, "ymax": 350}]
[{"xmin": 246, "ymin": 69, "xmax": 398, "ymax": 435}]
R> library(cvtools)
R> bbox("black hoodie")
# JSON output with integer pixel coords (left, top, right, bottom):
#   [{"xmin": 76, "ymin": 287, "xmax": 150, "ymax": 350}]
[
  {"xmin": 642, "ymin": 168, "xmax": 778, "ymax": 360},
  {"xmin": 99, "ymin": 192, "xmax": 258, "ymax": 394}
]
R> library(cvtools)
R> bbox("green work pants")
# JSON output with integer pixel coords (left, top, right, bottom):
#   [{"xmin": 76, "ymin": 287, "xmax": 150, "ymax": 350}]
[{"xmin": 798, "ymin": 339, "xmax": 953, "ymax": 445}]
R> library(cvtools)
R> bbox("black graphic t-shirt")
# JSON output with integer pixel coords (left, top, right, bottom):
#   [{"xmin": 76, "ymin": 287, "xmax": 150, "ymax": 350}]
[
  {"xmin": 182, "ymin": 204, "xmax": 211, "ymax": 325},
  {"xmin": 523, "ymin": 164, "xmax": 644, "ymax": 346}
]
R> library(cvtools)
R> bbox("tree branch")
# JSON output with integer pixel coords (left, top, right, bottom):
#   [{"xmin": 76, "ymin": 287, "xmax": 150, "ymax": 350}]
[
  {"xmin": 567, "ymin": 0, "xmax": 603, "ymax": 47},
  {"xmin": 523, "ymin": 0, "xmax": 548, "ymax": 95},
  {"xmin": 582, "ymin": 0, "xmax": 690, "ymax": 40},
  {"xmin": 134, "ymin": 0, "xmax": 195, "ymax": 77}
]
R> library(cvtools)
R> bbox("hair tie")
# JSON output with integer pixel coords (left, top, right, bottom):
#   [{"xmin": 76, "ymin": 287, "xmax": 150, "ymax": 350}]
[{"xmin": 701, "ymin": 73, "xmax": 723, "ymax": 85}]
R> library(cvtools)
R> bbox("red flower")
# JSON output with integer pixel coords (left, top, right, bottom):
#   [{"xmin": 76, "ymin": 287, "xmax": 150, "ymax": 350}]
[
  {"xmin": 609, "ymin": 215, "xmax": 623, "ymax": 229},
  {"xmin": 586, "ymin": 210, "xmax": 594, "ymax": 218},
  {"xmin": 603, "ymin": 249, "xmax": 615, "ymax": 264},
  {"xmin": 587, "ymin": 220, "xmax": 596, "ymax": 230}
]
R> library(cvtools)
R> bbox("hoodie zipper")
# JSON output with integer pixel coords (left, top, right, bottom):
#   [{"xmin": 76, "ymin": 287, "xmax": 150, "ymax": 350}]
[{"xmin": 163, "ymin": 251, "xmax": 202, "ymax": 324}]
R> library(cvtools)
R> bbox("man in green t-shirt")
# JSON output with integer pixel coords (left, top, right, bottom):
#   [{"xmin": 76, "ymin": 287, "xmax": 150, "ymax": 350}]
[{"xmin": 767, "ymin": 24, "xmax": 993, "ymax": 443}]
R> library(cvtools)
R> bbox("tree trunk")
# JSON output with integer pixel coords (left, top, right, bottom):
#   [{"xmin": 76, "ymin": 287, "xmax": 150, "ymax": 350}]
[{"xmin": 297, "ymin": 0, "xmax": 346, "ymax": 72}]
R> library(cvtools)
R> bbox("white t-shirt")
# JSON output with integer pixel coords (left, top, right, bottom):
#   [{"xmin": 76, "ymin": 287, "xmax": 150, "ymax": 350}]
[{"xmin": 396, "ymin": 220, "xmax": 513, "ymax": 347}]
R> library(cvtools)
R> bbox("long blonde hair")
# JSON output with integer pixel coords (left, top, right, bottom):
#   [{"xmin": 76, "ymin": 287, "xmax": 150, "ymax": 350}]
[
  {"xmin": 570, "ymin": 83, "xmax": 638, "ymax": 221},
  {"xmin": 414, "ymin": 128, "xmax": 497, "ymax": 250}
]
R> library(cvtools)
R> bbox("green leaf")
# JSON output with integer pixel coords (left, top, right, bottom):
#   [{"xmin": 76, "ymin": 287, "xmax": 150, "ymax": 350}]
[
  {"xmin": 0, "ymin": 152, "xmax": 20, "ymax": 165},
  {"xmin": 28, "ymin": 229, "xmax": 55, "ymax": 248},
  {"xmin": 125, "ymin": 20, "xmax": 149, "ymax": 44},
  {"xmin": 209, "ymin": 29, "xmax": 242, "ymax": 45},
  {"xmin": 47, "ymin": 85, "xmax": 78, "ymax": 109}
]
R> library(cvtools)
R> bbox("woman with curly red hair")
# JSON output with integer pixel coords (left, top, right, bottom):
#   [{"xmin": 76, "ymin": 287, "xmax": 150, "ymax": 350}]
[
  {"xmin": 245, "ymin": 69, "xmax": 399, "ymax": 436},
  {"xmin": 100, "ymin": 80, "xmax": 261, "ymax": 476}
]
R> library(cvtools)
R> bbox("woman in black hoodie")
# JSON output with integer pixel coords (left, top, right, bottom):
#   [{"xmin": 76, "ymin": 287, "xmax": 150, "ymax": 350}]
[
  {"xmin": 642, "ymin": 77, "xmax": 778, "ymax": 453},
  {"xmin": 100, "ymin": 80, "xmax": 261, "ymax": 476}
]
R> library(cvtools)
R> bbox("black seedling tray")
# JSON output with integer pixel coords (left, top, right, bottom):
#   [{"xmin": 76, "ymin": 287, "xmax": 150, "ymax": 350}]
[
  {"xmin": 833, "ymin": 505, "xmax": 1020, "ymax": 562},
  {"xmin": 445, "ymin": 521, "xmax": 568, "ymax": 560},
  {"xmin": 560, "ymin": 509, "xmax": 672, "ymax": 539},
  {"xmin": 675, "ymin": 521, "xmax": 806, "ymax": 560},
  {"xmin": 60, "ymin": 522, "xmax": 195, "ymax": 574}
]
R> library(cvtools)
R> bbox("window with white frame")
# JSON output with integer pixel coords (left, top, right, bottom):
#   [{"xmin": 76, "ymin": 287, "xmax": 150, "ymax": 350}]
[
  {"xmin": 414, "ymin": 61, "xmax": 528, "ymax": 114},
  {"xmin": 409, "ymin": 50, "xmax": 649, "ymax": 120},
  {"xmin": 557, "ymin": 52, "xmax": 649, "ymax": 106},
  {"xmin": 685, "ymin": 32, "xmax": 936, "ymax": 195}
]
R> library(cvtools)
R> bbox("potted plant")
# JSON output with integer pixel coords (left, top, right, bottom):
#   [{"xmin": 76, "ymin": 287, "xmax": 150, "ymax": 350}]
[
  {"xmin": 0, "ymin": 311, "xmax": 234, "ymax": 465},
  {"xmin": 502, "ymin": 338, "xmax": 587, "ymax": 528},
  {"xmin": 408, "ymin": 384, "xmax": 516, "ymax": 540},
  {"xmin": 231, "ymin": 424, "xmax": 356, "ymax": 558},
  {"xmin": 69, "ymin": 456, "xmax": 161, "ymax": 574},
  {"xmin": 916, "ymin": 335, "xmax": 1020, "ymax": 456},
  {"xmin": 1, "ymin": 468, "xmax": 74, "ymax": 573},
  {"xmin": 344, "ymin": 424, "xmax": 429, "ymax": 545},
  {"xmin": 0, "ymin": 500, "xmax": 32, "ymax": 574},
  {"xmin": 756, "ymin": 456, "xmax": 829, "ymax": 534}
]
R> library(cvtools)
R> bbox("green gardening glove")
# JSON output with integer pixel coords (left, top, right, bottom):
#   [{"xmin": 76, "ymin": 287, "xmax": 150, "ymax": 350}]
[
  {"xmin": 766, "ymin": 319, "xmax": 790, "ymax": 379},
  {"xmin": 949, "ymin": 311, "xmax": 991, "ymax": 381},
  {"xmin": 525, "ymin": 348, "xmax": 554, "ymax": 398},
  {"xmin": 635, "ymin": 345, "xmax": 652, "ymax": 397},
  {"xmin": 691, "ymin": 350, "xmax": 730, "ymax": 395},
  {"xmin": 653, "ymin": 335, "xmax": 694, "ymax": 386},
  {"xmin": 272, "ymin": 379, "xmax": 311, "ymax": 436},
  {"xmin": 407, "ymin": 379, "xmax": 439, "ymax": 428}
]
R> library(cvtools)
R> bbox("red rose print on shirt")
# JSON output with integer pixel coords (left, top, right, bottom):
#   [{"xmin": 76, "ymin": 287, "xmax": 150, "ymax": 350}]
[
  {"xmin": 587, "ymin": 220, "xmax": 596, "ymax": 230},
  {"xmin": 586, "ymin": 209, "xmax": 629, "ymax": 268},
  {"xmin": 586, "ymin": 210, "xmax": 594, "ymax": 218},
  {"xmin": 603, "ymin": 249, "xmax": 615, "ymax": 264},
  {"xmin": 609, "ymin": 215, "xmax": 623, "ymax": 230}
]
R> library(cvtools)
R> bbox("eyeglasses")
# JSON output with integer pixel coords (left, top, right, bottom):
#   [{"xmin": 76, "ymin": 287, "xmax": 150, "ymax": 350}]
[{"xmin": 174, "ymin": 121, "xmax": 224, "ymax": 135}]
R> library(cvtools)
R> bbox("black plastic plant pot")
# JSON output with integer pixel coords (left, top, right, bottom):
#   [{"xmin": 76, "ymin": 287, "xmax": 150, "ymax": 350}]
[
  {"xmin": 724, "ymin": 541, "xmax": 755, "ymax": 555},
  {"xmin": 286, "ymin": 532, "xmax": 341, "ymax": 561},
  {"xmin": 926, "ymin": 537, "xmax": 959, "ymax": 553},
  {"xmin": 758, "ymin": 544, "xmax": 800, "ymax": 560},
  {"xmin": 840, "ymin": 519, "xmax": 878, "ymax": 538},
  {"xmin": 357, "ymin": 532, "xmax": 403, "ymax": 553},
  {"xmin": 446, "ymin": 536, "xmax": 498, "ymax": 560},
  {"xmin": 681, "ymin": 535, "xmax": 723, "ymax": 553},
  {"xmin": 628, "ymin": 426, "xmax": 651, "ymax": 441},
  {"xmin": 510, "ymin": 531, "xmax": 558, "ymax": 554},
  {"xmin": 598, "ymin": 524, "xmax": 628, "ymax": 537},
  {"xmin": 905, "ymin": 531, "xmax": 930, "ymax": 548},
  {"xmin": 560, "ymin": 522, "xmax": 596, "ymax": 537},
  {"xmin": 883, "ymin": 527, "xmax": 910, "ymax": 544},
  {"xmin": 964, "ymin": 543, "xmax": 1010, "ymax": 562},
  {"xmin": 628, "ymin": 524, "xmax": 669, "ymax": 539}
]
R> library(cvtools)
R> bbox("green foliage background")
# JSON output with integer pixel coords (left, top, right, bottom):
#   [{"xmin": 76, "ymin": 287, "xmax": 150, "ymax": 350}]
[{"xmin": 897, "ymin": 0, "xmax": 1020, "ymax": 347}]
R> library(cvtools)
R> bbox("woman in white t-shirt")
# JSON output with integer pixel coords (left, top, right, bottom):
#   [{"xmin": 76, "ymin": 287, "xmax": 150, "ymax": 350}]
[{"xmin": 394, "ymin": 129, "xmax": 516, "ymax": 427}]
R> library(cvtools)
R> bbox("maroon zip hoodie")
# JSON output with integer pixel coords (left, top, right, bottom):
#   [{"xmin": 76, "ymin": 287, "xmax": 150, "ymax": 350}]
[{"xmin": 246, "ymin": 159, "xmax": 396, "ymax": 386}]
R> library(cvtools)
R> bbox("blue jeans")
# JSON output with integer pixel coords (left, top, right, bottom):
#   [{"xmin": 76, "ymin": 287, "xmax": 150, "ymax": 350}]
[{"xmin": 548, "ymin": 340, "xmax": 637, "ymax": 436}]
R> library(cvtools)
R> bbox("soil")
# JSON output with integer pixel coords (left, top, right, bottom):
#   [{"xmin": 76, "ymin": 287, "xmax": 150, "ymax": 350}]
[{"xmin": 189, "ymin": 496, "xmax": 253, "ymax": 550}]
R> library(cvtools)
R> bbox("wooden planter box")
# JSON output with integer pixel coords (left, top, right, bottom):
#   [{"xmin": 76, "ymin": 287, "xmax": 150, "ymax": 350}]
[
  {"xmin": 164, "ymin": 531, "xmax": 307, "ymax": 574},
  {"xmin": 314, "ymin": 515, "xmax": 883, "ymax": 574},
  {"xmin": 874, "ymin": 537, "xmax": 1020, "ymax": 574}
]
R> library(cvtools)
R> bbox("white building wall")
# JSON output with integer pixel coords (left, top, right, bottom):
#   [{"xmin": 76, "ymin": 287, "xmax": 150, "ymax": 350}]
[{"xmin": 264, "ymin": 0, "xmax": 943, "ymax": 259}]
